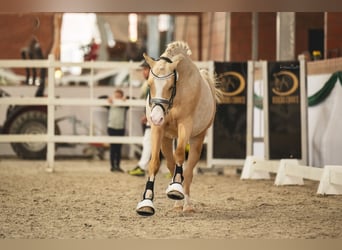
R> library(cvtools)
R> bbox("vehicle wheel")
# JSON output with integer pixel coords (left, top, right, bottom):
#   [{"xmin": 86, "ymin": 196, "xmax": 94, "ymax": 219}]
[{"xmin": 9, "ymin": 110, "xmax": 48, "ymax": 159}]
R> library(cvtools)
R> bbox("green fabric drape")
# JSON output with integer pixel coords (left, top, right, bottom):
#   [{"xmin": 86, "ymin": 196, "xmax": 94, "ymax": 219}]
[
  {"xmin": 308, "ymin": 71, "xmax": 342, "ymax": 107},
  {"xmin": 253, "ymin": 71, "xmax": 342, "ymax": 109},
  {"xmin": 253, "ymin": 93, "xmax": 263, "ymax": 109}
]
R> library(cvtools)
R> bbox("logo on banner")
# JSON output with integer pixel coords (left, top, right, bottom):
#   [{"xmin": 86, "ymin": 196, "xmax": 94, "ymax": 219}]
[
  {"xmin": 218, "ymin": 71, "xmax": 246, "ymax": 104},
  {"xmin": 271, "ymin": 70, "xmax": 299, "ymax": 104}
]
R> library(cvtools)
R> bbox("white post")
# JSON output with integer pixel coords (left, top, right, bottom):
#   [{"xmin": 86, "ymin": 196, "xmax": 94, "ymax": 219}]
[
  {"xmin": 206, "ymin": 61, "xmax": 215, "ymax": 168},
  {"xmin": 46, "ymin": 54, "xmax": 55, "ymax": 172},
  {"xmin": 262, "ymin": 61, "xmax": 269, "ymax": 160},
  {"xmin": 246, "ymin": 61, "xmax": 254, "ymax": 156},
  {"xmin": 89, "ymin": 61, "xmax": 94, "ymax": 137},
  {"xmin": 299, "ymin": 54, "xmax": 309, "ymax": 166},
  {"xmin": 128, "ymin": 61, "xmax": 134, "ymax": 158}
]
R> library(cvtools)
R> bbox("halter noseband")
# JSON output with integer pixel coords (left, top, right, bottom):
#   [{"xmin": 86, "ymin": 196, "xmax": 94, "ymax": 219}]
[{"xmin": 148, "ymin": 56, "xmax": 178, "ymax": 114}]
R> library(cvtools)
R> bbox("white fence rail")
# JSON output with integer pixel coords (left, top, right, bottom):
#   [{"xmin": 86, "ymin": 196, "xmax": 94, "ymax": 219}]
[{"xmin": 0, "ymin": 55, "xmax": 213, "ymax": 171}]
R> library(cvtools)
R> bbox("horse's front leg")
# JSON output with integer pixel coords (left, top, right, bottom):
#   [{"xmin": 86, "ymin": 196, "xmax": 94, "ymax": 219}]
[
  {"xmin": 165, "ymin": 123, "xmax": 190, "ymax": 201},
  {"xmin": 136, "ymin": 126, "xmax": 163, "ymax": 216}
]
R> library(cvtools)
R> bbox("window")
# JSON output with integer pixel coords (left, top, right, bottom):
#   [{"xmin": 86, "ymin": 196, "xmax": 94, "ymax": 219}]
[{"xmin": 61, "ymin": 13, "xmax": 101, "ymax": 75}]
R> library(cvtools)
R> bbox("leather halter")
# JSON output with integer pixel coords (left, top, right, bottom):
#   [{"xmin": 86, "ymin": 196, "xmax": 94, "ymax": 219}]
[{"xmin": 148, "ymin": 56, "xmax": 178, "ymax": 114}]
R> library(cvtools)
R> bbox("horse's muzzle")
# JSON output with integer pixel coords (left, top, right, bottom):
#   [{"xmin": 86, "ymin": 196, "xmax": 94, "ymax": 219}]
[{"xmin": 150, "ymin": 105, "xmax": 165, "ymax": 126}]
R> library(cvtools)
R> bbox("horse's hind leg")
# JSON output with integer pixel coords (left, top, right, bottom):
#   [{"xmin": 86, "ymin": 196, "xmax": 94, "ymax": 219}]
[{"xmin": 181, "ymin": 132, "xmax": 206, "ymax": 213}]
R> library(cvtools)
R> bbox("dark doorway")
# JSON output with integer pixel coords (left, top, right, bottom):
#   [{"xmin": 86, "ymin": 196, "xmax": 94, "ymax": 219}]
[{"xmin": 308, "ymin": 29, "xmax": 324, "ymax": 59}]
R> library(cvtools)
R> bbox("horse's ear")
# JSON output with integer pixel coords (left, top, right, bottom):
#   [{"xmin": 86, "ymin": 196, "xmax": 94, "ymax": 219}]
[
  {"xmin": 170, "ymin": 54, "xmax": 184, "ymax": 69},
  {"xmin": 143, "ymin": 53, "xmax": 155, "ymax": 68}
]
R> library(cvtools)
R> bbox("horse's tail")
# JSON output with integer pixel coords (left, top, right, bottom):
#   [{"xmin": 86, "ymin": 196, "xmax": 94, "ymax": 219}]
[{"xmin": 200, "ymin": 69, "xmax": 224, "ymax": 104}]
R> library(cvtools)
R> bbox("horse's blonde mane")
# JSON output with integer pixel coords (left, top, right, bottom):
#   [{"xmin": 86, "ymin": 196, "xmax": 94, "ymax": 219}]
[
  {"xmin": 163, "ymin": 41, "xmax": 192, "ymax": 58},
  {"xmin": 162, "ymin": 40, "xmax": 223, "ymax": 104}
]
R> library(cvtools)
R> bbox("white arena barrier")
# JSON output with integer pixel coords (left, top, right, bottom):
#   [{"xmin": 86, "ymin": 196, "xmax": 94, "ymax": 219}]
[
  {"xmin": 241, "ymin": 58, "xmax": 342, "ymax": 195},
  {"xmin": 274, "ymin": 159, "xmax": 321, "ymax": 186},
  {"xmin": 240, "ymin": 155, "xmax": 278, "ymax": 180},
  {"xmin": 241, "ymin": 156, "xmax": 342, "ymax": 195},
  {"xmin": 317, "ymin": 165, "xmax": 342, "ymax": 195}
]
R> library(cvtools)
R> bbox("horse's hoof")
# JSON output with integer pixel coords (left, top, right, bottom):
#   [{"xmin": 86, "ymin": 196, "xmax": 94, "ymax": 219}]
[
  {"xmin": 172, "ymin": 205, "xmax": 183, "ymax": 212},
  {"xmin": 183, "ymin": 205, "xmax": 196, "ymax": 213},
  {"xmin": 166, "ymin": 183, "xmax": 184, "ymax": 200},
  {"xmin": 136, "ymin": 199, "xmax": 155, "ymax": 216}
]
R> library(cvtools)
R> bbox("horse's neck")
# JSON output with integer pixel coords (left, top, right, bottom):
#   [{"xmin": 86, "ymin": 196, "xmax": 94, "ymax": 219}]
[
  {"xmin": 177, "ymin": 58, "xmax": 199, "ymax": 87},
  {"xmin": 173, "ymin": 59, "xmax": 202, "ymax": 107},
  {"xmin": 170, "ymin": 61, "xmax": 216, "ymax": 136}
]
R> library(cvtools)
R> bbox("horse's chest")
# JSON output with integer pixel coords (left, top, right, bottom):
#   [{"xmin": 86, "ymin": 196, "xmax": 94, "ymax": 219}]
[{"xmin": 164, "ymin": 123, "xmax": 178, "ymax": 139}]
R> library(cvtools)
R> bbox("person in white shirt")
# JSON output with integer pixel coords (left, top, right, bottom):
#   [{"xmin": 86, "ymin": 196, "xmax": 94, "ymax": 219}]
[{"xmin": 128, "ymin": 61, "xmax": 151, "ymax": 176}]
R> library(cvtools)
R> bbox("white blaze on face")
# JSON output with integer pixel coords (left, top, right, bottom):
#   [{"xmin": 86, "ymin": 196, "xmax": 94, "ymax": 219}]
[{"xmin": 150, "ymin": 78, "xmax": 167, "ymax": 126}]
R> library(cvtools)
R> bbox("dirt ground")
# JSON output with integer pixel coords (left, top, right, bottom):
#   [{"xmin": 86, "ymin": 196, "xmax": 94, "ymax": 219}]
[{"xmin": 0, "ymin": 158, "xmax": 341, "ymax": 239}]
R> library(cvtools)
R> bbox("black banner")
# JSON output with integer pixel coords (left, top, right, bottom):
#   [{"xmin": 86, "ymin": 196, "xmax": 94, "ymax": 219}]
[
  {"xmin": 267, "ymin": 61, "xmax": 301, "ymax": 159},
  {"xmin": 213, "ymin": 62, "xmax": 248, "ymax": 159}
]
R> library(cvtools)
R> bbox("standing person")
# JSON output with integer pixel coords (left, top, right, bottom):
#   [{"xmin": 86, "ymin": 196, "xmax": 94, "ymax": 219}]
[
  {"xmin": 128, "ymin": 61, "xmax": 151, "ymax": 176},
  {"xmin": 107, "ymin": 89, "xmax": 127, "ymax": 172},
  {"xmin": 20, "ymin": 36, "xmax": 46, "ymax": 91}
]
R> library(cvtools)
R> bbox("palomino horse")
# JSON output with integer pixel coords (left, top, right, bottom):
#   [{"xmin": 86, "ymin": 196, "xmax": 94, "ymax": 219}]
[{"xmin": 136, "ymin": 41, "xmax": 221, "ymax": 216}]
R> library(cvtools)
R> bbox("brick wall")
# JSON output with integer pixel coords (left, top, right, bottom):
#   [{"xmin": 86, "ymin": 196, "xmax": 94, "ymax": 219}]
[
  {"xmin": 198, "ymin": 12, "xmax": 276, "ymax": 62},
  {"xmin": 174, "ymin": 15, "xmax": 200, "ymax": 60},
  {"xmin": 0, "ymin": 12, "xmax": 340, "ymax": 64},
  {"xmin": 258, "ymin": 12, "xmax": 276, "ymax": 61},
  {"xmin": 0, "ymin": 13, "xmax": 54, "ymax": 76},
  {"xmin": 206, "ymin": 12, "xmax": 227, "ymax": 61},
  {"xmin": 0, "ymin": 13, "xmax": 54, "ymax": 59},
  {"xmin": 295, "ymin": 12, "xmax": 324, "ymax": 57},
  {"xmin": 195, "ymin": 12, "xmax": 338, "ymax": 62},
  {"xmin": 326, "ymin": 12, "xmax": 342, "ymax": 58},
  {"xmin": 229, "ymin": 12, "xmax": 252, "ymax": 61}
]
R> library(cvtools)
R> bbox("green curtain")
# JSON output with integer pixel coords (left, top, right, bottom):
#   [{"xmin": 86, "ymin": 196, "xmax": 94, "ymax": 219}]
[
  {"xmin": 253, "ymin": 71, "xmax": 342, "ymax": 109},
  {"xmin": 308, "ymin": 71, "xmax": 342, "ymax": 107},
  {"xmin": 253, "ymin": 93, "xmax": 263, "ymax": 109}
]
